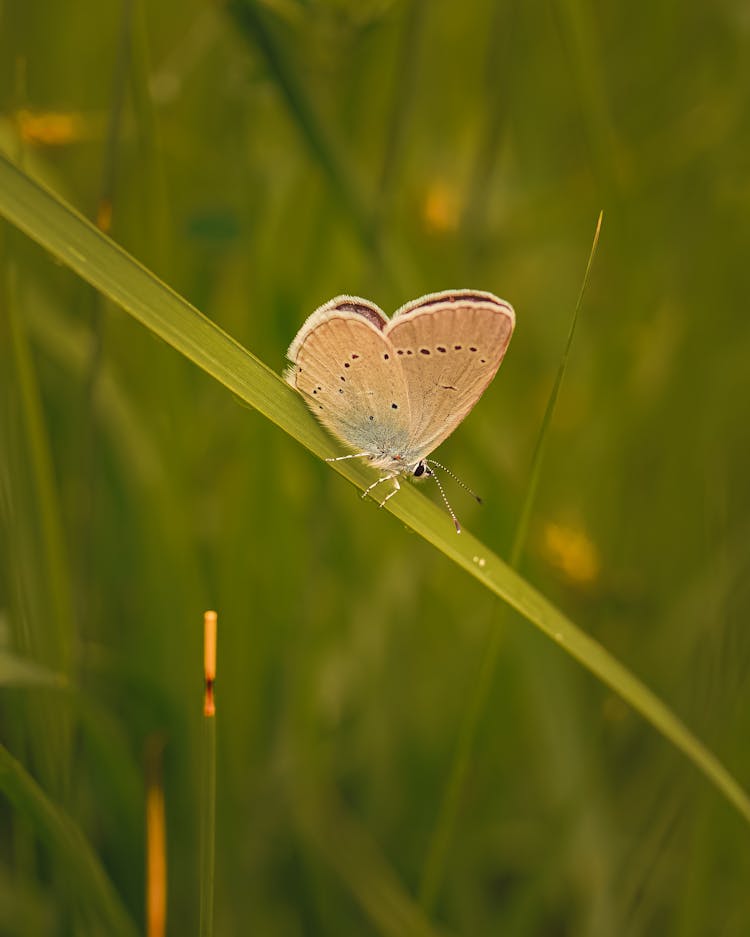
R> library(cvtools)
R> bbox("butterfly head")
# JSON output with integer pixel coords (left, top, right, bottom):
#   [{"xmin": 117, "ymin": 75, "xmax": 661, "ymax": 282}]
[{"xmin": 412, "ymin": 460, "xmax": 432, "ymax": 479}]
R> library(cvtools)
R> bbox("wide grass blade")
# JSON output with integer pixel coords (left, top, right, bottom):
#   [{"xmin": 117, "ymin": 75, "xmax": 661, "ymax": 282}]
[{"xmin": 0, "ymin": 155, "xmax": 748, "ymax": 826}]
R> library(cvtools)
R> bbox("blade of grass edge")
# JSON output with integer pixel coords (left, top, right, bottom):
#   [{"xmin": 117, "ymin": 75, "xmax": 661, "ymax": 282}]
[{"xmin": 0, "ymin": 156, "xmax": 748, "ymax": 826}]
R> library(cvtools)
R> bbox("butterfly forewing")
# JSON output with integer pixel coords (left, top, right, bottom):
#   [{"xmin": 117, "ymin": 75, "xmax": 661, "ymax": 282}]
[
  {"xmin": 385, "ymin": 292, "xmax": 515, "ymax": 460},
  {"xmin": 289, "ymin": 311, "xmax": 413, "ymax": 459}
]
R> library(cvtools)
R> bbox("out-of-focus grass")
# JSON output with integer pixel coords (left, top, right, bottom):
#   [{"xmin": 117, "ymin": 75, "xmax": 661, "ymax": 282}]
[
  {"xmin": 4, "ymin": 156, "xmax": 745, "ymax": 836},
  {"xmin": 2, "ymin": 1, "xmax": 750, "ymax": 935}
]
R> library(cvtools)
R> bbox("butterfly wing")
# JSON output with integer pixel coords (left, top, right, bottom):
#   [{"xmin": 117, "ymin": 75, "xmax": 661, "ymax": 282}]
[
  {"xmin": 286, "ymin": 296, "xmax": 413, "ymax": 461},
  {"xmin": 385, "ymin": 290, "xmax": 515, "ymax": 460}
]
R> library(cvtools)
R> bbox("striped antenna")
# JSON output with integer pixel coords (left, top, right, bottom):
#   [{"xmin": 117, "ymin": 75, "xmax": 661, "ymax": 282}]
[
  {"xmin": 427, "ymin": 467, "xmax": 461, "ymax": 534},
  {"xmin": 426, "ymin": 459, "xmax": 483, "ymax": 504}
]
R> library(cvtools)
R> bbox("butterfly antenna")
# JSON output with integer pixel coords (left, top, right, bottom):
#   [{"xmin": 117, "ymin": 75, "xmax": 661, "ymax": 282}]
[
  {"xmin": 427, "ymin": 466, "xmax": 462, "ymax": 534},
  {"xmin": 426, "ymin": 459, "xmax": 483, "ymax": 504}
]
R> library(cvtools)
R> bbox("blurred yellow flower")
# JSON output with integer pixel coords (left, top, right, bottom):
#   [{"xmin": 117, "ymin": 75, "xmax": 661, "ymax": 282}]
[
  {"xmin": 541, "ymin": 521, "xmax": 601, "ymax": 586},
  {"xmin": 15, "ymin": 108, "xmax": 88, "ymax": 146},
  {"xmin": 422, "ymin": 180, "xmax": 460, "ymax": 234}
]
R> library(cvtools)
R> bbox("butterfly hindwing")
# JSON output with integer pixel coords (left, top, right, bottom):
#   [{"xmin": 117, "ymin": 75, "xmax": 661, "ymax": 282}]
[{"xmin": 288, "ymin": 300, "xmax": 413, "ymax": 459}]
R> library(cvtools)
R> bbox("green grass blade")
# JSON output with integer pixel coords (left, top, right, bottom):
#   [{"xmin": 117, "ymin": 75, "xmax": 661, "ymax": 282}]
[
  {"xmin": 293, "ymin": 784, "xmax": 451, "ymax": 937},
  {"xmin": 227, "ymin": 1, "xmax": 376, "ymax": 252},
  {"xmin": 200, "ymin": 612, "xmax": 217, "ymax": 937},
  {"xmin": 462, "ymin": 0, "xmax": 517, "ymax": 245},
  {"xmin": 1, "ymin": 236, "xmax": 75, "ymax": 798},
  {"xmin": 226, "ymin": 1, "xmax": 408, "ymax": 294},
  {"xmin": 511, "ymin": 211, "xmax": 603, "ymax": 567},
  {"xmin": 419, "ymin": 213, "xmax": 605, "ymax": 911},
  {"xmin": 130, "ymin": 0, "xmax": 171, "ymax": 274},
  {"xmin": 4, "ymin": 251, "xmax": 75, "ymax": 676},
  {"xmin": 0, "ymin": 155, "xmax": 748, "ymax": 827},
  {"xmin": 199, "ymin": 713, "xmax": 216, "ymax": 937},
  {"xmin": 554, "ymin": 0, "xmax": 622, "ymax": 196},
  {"xmin": 0, "ymin": 744, "xmax": 141, "ymax": 937},
  {"xmin": 376, "ymin": 0, "xmax": 427, "ymax": 208},
  {"xmin": 0, "ymin": 651, "xmax": 68, "ymax": 689}
]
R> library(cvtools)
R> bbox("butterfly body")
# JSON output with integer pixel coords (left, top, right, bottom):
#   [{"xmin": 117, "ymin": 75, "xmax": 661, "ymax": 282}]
[{"xmin": 286, "ymin": 290, "xmax": 515, "ymax": 530}]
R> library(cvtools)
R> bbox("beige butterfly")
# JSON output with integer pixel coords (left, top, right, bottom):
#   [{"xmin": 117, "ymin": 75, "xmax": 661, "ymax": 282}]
[{"xmin": 286, "ymin": 290, "xmax": 515, "ymax": 531}]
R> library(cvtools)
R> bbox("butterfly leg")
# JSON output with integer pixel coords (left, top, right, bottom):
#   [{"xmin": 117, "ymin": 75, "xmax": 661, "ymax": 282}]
[
  {"xmin": 325, "ymin": 452, "xmax": 370, "ymax": 463},
  {"xmin": 378, "ymin": 478, "xmax": 400, "ymax": 508},
  {"xmin": 361, "ymin": 474, "xmax": 395, "ymax": 501}
]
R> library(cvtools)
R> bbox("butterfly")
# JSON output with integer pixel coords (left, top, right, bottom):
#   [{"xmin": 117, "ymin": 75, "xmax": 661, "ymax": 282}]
[{"xmin": 285, "ymin": 290, "xmax": 515, "ymax": 532}]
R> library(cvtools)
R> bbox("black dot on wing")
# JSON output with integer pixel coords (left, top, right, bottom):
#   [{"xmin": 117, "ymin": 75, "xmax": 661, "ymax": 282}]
[
  {"xmin": 391, "ymin": 403, "xmax": 398, "ymax": 409},
  {"xmin": 406, "ymin": 350, "xmax": 413, "ymax": 355},
  {"xmin": 344, "ymin": 362, "xmax": 350, "ymax": 368},
  {"xmin": 419, "ymin": 348, "xmax": 430, "ymax": 355},
  {"xmin": 397, "ymin": 350, "xmax": 404, "ymax": 356},
  {"xmin": 338, "ymin": 388, "xmax": 344, "ymax": 394},
  {"xmin": 368, "ymin": 415, "xmax": 374, "ymax": 421},
  {"xmin": 437, "ymin": 346, "xmax": 446, "ymax": 353},
  {"xmin": 383, "ymin": 353, "xmax": 389, "ymax": 360},
  {"xmin": 454, "ymin": 344, "xmax": 462, "ymax": 350},
  {"xmin": 480, "ymin": 358, "xmax": 486, "ymax": 363},
  {"xmin": 352, "ymin": 353, "xmax": 360, "ymax": 359},
  {"xmin": 469, "ymin": 346, "xmax": 477, "ymax": 352}
]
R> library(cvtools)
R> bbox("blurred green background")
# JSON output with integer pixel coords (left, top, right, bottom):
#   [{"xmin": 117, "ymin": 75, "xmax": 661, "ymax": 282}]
[{"xmin": 2, "ymin": 0, "xmax": 750, "ymax": 934}]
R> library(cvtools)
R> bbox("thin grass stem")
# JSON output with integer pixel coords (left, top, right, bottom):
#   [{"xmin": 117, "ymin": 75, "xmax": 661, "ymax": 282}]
[
  {"xmin": 199, "ymin": 611, "xmax": 218, "ymax": 937},
  {"xmin": 418, "ymin": 212, "xmax": 604, "ymax": 912}
]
